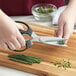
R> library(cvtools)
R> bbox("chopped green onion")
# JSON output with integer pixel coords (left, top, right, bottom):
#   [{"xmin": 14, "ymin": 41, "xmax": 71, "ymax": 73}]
[
  {"xmin": 58, "ymin": 40, "xmax": 65, "ymax": 45},
  {"xmin": 51, "ymin": 59, "xmax": 71, "ymax": 70}
]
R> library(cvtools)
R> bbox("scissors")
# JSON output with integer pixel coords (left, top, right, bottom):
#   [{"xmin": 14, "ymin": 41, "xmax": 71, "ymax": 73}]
[{"xmin": 12, "ymin": 21, "xmax": 67, "ymax": 52}]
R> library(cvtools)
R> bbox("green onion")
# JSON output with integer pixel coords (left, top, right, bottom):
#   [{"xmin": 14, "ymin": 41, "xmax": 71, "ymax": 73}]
[
  {"xmin": 10, "ymin": 58, "xmax": 33, "ymax": 65},
  {"xmin": 8, "ymin": 54, "xmax": 41, "ymax": 65},
  {"xmin": 58, "ymin": 40, "xmax": 65, "ymax": 45},
  {"xmin": 35, "ymin": 7, "xmax": 54, "ymax": 14}
]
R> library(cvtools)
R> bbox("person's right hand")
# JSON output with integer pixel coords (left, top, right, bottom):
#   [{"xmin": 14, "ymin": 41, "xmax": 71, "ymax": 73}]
[{"xmin": 0, "ymin": 10, "xmax": 25, "ymax": 50}]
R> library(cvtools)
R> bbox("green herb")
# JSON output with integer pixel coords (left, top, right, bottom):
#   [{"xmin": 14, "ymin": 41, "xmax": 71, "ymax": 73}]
[
  {"xmin": 8, "ymin": 54, "xmax": 41, "ymax": 65},
  {"xmin": 10, "ymin": 58, "xmax": 33, "ymax": 65},
  {"xmin": 51, "ymin": 59, "xmax": 71, "ymax": 70},
  {"xmin": 58, "ymin": 40, "xmax": 65, "ymax": 45},
  {"xmin": 35, "ymin": 7, "xmax": 53, "ymax": 14}
]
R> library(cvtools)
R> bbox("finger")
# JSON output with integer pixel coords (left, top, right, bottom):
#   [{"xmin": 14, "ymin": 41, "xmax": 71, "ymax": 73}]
[
  {"xmin": 54, "ymin": 29, "xmax": 58, "ymax": 37},
  {"xmin": 0, "ymin": 42, "xmax": 8, "ymax": 50},
  {"xmin": 63, "ymin": 23, "xmax": 74, "ymax": 39},
  {"xmin": 6, "ymin": 41, "xmax": 16, "ymax": 50},
  {"xmin": 63, "ymin": 23, "xmax": 74, "ymax": 44},
  {"xmin": 57, "ymin": 19, "xmax": 64, "ymax": 37},
  {"xmin": 57, "ymin": 25, "xmax": 63, "ymax": 37},
  {"xmin": 17, "ymin": 33, "xmax": 25, "ymax": 47},
  {"xmin": 16, "ymin": 23, "xmax": 24, "ymax": 30},
  {"xmin": 10, "ymin": 37, "xmax": 21, "ymax": 49}
]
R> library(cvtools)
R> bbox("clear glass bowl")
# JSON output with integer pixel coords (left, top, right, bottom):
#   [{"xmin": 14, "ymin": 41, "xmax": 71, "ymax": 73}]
[{"xmin": 32, "ymin": 3, "xmax": 57, "ymax": 22}]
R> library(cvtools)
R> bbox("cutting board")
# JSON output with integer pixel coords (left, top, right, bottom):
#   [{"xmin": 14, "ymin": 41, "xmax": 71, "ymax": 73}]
[{"xmin": 0, "ymin": 23, "xmax": 76, "ymax": 76}]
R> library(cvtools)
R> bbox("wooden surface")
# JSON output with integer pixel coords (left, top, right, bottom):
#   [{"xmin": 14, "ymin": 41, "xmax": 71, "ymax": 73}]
[{"xmin": 0, "ymin": 23, "xmax": 76, "ymax": 76}]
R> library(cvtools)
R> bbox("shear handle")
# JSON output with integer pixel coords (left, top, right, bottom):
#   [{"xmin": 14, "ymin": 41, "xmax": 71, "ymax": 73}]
[
  {"xmin": 13, "ymin": 40, "xmax": 32, "ymax": 52},
  {"xmin": 9, "ymin": 21, "xmax": 33, "ymax": 52},
  {"xmin": 15, "ymin": 21, "xmax": 33, "ymax": 36}
]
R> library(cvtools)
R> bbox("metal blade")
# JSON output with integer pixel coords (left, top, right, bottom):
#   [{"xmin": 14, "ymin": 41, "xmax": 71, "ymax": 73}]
[
  {"xmin": 31, "ymin": 36, "xmax": 67, "ymax": 46},
  {"xmin": 43, "ymin": 41, "xmax": 67, "ymax": 46},
  {"xmin": 38, "ymin": 36, "xmax": 67, "ymax": 42}
]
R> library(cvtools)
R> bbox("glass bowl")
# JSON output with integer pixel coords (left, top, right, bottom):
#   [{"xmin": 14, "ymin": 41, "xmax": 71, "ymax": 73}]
[{"xmin": 32, "ymin": 3, "xmax": 57, "ymax": 22}]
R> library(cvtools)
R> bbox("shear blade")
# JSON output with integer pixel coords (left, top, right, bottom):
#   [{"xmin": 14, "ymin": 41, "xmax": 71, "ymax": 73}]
[
  {"xmin": 43, "ymin": 41, "xmax": 67, "ymax": 46},
  {"xmin": 39, "ymin": 36, "xmax": 66, "ymax": 42}
]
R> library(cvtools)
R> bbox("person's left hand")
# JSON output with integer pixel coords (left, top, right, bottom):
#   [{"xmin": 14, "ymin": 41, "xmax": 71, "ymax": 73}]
[{"xmin": 55, "ymin": 7, "xmax": 76, "ymax": 43}]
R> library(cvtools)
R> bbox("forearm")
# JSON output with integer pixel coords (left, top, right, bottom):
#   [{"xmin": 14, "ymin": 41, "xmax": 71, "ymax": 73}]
[
  {"xmin": 0, "ymin": 9, "xmax": 7, "ymax": 22},
  {"xmin": 67, "ymin": 0, "xmax": 76, "ymax": 10},
  {"xmin": 0, "ymin": 9, "xmax": 7, "ymax": 27},
  {"xmin": 0, "ymin": 9, "xmax": 13, "ymax": 26}
]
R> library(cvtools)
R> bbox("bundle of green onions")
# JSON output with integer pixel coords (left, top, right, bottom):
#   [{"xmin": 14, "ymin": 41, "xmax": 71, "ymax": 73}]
[{"xmin": 8, "ymin": 54, "xmax": 41, "ymax": 65}]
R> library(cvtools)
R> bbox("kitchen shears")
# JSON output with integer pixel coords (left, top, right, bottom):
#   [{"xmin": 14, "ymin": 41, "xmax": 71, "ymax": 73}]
[{"xmin": 12, "ymin": 21, "xmax": 66, "ymax": 52}]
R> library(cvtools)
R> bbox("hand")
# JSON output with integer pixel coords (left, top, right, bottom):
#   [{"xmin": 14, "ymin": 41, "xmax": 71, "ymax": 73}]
[
  {"xmin": 0, "ymin": 10, "xmax": 25, "ymax": 50},
  {"xmin": 55, "ymin": 7, "xmax": 76, "ymax": 43}
]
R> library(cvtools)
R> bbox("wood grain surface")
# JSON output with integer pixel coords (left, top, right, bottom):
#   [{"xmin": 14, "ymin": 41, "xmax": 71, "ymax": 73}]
[{"xmin": 0, "ymin": 23, "xmax": 76, "ymax": 76}]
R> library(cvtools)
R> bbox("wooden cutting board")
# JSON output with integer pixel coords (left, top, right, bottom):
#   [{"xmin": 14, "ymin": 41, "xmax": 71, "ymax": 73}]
[{"xmin": 0, "ymin": 23, "xmax": 76, "ymax": 76}]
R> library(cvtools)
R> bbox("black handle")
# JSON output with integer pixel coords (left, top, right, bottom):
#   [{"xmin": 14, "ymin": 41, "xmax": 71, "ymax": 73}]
[
  {"xmin": 10, "ymin": 21, "xmax": 33, "ymax": 52},
  {"xmin": 13, "ymin": 40, "xmax": 32, "ymax": 52},
  {"xmin": 15, "ymin": 21, "xmax": 33, "ymax": 36}
]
